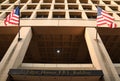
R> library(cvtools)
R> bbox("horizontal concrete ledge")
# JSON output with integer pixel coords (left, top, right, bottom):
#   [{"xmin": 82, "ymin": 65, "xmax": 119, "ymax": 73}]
[
  {"xmin": 114, "ymin": 64, "xmax": 120, "ymax": 76},
  {"xmin": 114, "ymin": 64, "xmax": 120, "ymax": 67},
  {"xmin": 20, "ymin": 63, "xmax": 95, "ymax": 70},
  {"xmin": 0, "ymin": 20, "xmax": 120, "ymax": 27},
  {"xmin": 21, "ymin": 63, "xmax": 94, "ymax": 67}
]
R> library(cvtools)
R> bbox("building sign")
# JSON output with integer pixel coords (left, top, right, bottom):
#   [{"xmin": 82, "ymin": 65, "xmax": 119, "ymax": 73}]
[{"xmin": 9, "ymin": 69, "xmax": 103, "ymax": 76}]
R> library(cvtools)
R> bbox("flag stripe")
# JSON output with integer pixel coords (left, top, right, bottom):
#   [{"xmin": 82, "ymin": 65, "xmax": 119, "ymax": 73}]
[{"xmin": 97, "ymin": 21, "xmax": 106, "ymax": 26}]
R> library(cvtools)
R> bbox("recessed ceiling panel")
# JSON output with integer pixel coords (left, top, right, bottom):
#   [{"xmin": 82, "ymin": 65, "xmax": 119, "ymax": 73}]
[{"xmin": 23, "ymin": 27, "xmax": 91, "ymax": 63}]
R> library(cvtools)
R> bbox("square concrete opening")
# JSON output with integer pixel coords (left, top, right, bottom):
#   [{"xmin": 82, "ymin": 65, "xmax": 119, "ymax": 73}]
[{"xmin": 23, "ymin": 27, "xmax": 92, "ymax": 63}]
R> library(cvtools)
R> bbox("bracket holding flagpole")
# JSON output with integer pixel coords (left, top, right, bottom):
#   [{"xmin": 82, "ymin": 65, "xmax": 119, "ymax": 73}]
[{"xmin": 18, "ymin": 27, "xmax": 22, "ymax": 41}]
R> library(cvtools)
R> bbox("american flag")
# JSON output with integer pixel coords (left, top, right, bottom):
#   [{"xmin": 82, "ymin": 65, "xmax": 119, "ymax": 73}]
[
  {"xmin": 4, "ymin": 6, "xmax": 20, "ymax": 26},
  {"xmin": 97, "ymin": 7, "xmax": 117, "ymax": 28}
]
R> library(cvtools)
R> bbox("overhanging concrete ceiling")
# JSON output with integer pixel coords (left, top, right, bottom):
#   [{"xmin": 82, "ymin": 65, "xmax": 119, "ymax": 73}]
[
  {"xmin": 0, "ymin": 27, "xmax": 18, "ymax": 61},
  {"xmin": 97, "ymin": 28, "xmax": 120, "ymax": 63},
  {"xmin": 23, "ymin": 27, "xmax": 91, "ymax": 63}
]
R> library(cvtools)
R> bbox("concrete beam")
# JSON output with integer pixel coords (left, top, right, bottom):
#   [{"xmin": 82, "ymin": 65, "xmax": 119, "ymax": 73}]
[
  {"xmin": 19, "ymin": 63, "xmax": 95, "ymax": 70},
  {"xmin": 0, "ymin": 27, "xmax": 32, "ymax": 81},
  {"xmin": 85, "ymin": 28, "xmax": 101, "ymax": 70},
  {"xmin": 0, "ymin": 20, "xmax": 120, "ymax": 27},
  {"xmin": 114, "ymin": 64, "xmax": 120, "ymax": 75},
  {"xmin": 85, "ymin": 28, "xmax": 120, "ymax": 81}
]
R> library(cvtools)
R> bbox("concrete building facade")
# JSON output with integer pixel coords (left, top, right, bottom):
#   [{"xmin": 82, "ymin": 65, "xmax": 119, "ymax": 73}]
[{"xmin": 0, "ymin": 0, "xmax": 120, "ymax": 81}]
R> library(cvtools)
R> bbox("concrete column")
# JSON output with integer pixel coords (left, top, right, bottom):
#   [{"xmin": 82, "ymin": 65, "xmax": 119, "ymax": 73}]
[
  {"xmin": 85, "ymin": 28, "xmax": 120, "ymax": 81},
  {"xmin": 0, "ymin": 27, "xmax": 32, "ymax": 81}
]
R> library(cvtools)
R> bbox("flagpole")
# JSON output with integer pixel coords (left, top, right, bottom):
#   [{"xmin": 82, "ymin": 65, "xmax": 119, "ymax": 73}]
[
  {"xmin": 96, "ymin": 1, "xmax": 99, "ymax": 40},
  {"xmin": 18, "ymin": 0, "xmax": 22, "ymax": 41}
]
